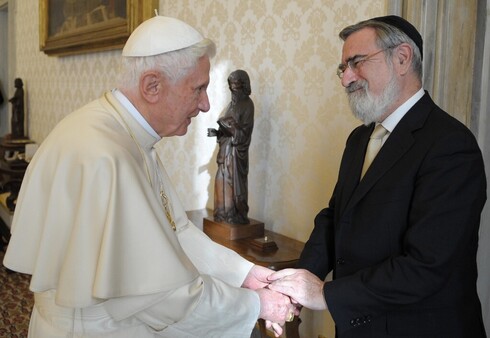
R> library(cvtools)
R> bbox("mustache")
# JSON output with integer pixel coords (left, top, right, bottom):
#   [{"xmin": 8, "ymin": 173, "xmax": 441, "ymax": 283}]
[{"xmin": 345, "ymin": 80, "xmax": 366, "ymax": 94}]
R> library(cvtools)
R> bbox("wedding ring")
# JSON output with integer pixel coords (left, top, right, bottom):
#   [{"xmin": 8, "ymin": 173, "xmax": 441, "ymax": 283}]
[{"xmin": 286, "ymin": 312, "xmax": 294, "ymax": 322}]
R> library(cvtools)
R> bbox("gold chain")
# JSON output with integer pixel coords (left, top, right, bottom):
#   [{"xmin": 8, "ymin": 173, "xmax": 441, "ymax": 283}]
[
  {"xmin": 160, "ymin": 190, "xmax": 176, "ymax": 231},
  {"xmin": 155, "ymin": 151, "xmax": 176, "ymax": 232}
]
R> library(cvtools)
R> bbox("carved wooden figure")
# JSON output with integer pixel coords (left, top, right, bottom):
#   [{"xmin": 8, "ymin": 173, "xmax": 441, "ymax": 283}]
[
  {"xmin": 9, "ymin": 78, "xmax": 25, "ymax": 139},
  {"xmin": 208, "ymin": 70, "xmax": 254, "ymax": 225}
]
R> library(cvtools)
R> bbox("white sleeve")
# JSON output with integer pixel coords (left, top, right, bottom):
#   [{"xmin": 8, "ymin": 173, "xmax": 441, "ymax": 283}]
[
  {"xmin": 104, "ymin": 275, "xmax": 260, "ymax": 338},
  {"xmin": 177, "ymin": 221, "xmax": 254, "ymax": 287}
]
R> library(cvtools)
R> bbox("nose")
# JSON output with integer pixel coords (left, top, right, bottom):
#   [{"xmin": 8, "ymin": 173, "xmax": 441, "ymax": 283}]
[
  {"xmin": 341, "ymin": 67, "xmax": 358, "ymax": 88},
  {"xmin": 198, "ymin": 91, "xmax": 210, "ymax": 113}
]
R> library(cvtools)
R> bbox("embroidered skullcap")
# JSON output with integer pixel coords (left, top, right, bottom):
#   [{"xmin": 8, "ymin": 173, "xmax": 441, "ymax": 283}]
[
  {"xmin": 371, "ymin": 15, "xmax": 423, "ymax": 60},
  {"xmin": 122, "ymin": 15, "xmax": 204, "ymax": 57}
]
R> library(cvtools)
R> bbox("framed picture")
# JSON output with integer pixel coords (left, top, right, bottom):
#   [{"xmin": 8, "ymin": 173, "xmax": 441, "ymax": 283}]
[{"xmin": 39, "ymin": 0, "xmax": 158, "ymax": 56}]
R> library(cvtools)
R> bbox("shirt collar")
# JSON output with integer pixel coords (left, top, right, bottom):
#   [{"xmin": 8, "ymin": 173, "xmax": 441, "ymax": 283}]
[
  {"xmin": 381, "ymin": 88, "xmax": 425, "ymax": 132},
  {"xmin": 112, "ymin": 88, "xmax": 160, "ymax": 139}
]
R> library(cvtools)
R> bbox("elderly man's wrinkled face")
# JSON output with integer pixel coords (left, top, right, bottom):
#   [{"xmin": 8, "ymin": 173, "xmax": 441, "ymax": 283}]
[
  {"xmin": 151, "ymin": 56, "xmax": 211, "ymax": 137},
  {"xmin": 340, "ymin": 28, "xmax": 399, "ymax": 125}
]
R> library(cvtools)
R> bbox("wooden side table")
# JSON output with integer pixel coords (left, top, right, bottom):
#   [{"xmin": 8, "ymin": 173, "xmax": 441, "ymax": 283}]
[
  {"xmin": 0, "ymin": 136, "xmax": 32, "ymax": 182},
  {"xmin": 187, "ymin": 209, "xmax": 304, "ymax": 338},
  {"xmin": 0, "ymin": 136, "xmax": 33, "ymax": 250}
]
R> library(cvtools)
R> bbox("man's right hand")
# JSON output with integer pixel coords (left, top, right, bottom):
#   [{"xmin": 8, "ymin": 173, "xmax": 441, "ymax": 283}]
[{"xmin": 268, "ymin": 268, "xmax": 328, "ymax": 311}]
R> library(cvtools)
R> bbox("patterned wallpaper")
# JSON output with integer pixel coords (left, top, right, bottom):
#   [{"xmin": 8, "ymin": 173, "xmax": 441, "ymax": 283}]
[
  {"xmin": 159, "ymin": 0, "xmax": 385, "ymax": 240},
  {"xmin": 14, "ymin": 1, "xmax": 386, "ymax": 336}
]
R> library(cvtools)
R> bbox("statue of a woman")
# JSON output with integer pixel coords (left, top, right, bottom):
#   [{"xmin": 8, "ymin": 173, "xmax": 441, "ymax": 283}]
[{"xmin": 208, "ymin": 70, "xmax": 254, "ymax": 224}]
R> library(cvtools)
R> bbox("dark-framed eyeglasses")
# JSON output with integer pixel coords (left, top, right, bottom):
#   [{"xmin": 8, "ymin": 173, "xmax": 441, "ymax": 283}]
[{"xmin": 336, "ymin": 47, "xmax": 395, "ymax": 79}]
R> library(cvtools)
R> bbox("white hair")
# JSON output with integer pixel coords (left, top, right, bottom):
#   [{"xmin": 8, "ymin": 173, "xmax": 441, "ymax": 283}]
[{"xmin": 118, "ymin": 38, "xmax": 216, "ymax": 89}]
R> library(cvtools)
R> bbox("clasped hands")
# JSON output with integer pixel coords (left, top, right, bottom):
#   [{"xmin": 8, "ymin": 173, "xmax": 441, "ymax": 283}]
[{"xmin": 244, "ymin": 266, "xmax": 327, "ymax": 337}]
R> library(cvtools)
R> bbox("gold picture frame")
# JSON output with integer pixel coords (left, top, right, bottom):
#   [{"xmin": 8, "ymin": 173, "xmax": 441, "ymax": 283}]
[{"xmin": 39, "ymin": 0, "xmax": 158, "ymax": 56}]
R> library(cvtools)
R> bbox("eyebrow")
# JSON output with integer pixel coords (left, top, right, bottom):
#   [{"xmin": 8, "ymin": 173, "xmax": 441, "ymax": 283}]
[{"xmin": 344, "ymin": 53, "xmax": 368, "ymax": 64}]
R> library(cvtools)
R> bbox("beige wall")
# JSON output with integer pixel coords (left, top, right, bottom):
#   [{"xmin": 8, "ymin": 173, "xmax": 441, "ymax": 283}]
[
  {"xmin": 12, "ymin": 1, "xmax": 386, "ymax": 336},
  {"xmin": 14, "ymin": 0, "xmax": 386, "ymax": 239},
  {"xmin": 158, "ymin": 0, "xmax": 385, "ymax": 242}
]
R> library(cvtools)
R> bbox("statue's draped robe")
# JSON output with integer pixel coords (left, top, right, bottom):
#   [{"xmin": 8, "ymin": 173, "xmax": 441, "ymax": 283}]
[{"xmin": 214, "ymin": 96, "xmax": 254, "ymax": 224}]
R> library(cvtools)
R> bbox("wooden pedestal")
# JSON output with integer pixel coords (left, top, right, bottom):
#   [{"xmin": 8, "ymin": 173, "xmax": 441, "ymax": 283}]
[{"xmin": 203, "ymin": 215, "xmax": 264, "ymax": 240}]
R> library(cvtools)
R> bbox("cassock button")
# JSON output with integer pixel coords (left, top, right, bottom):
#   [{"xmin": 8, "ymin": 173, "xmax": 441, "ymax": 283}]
[{"xmin": 337, "ymin": 257, "xmax": 345, "ymax": 265}]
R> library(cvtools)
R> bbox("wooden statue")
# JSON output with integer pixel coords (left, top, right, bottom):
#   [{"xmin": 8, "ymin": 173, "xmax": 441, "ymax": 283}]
[
  {"xmin": 9, "ymin": 78, "xmax": 25, "ymax": 139},
  {"xmin": 208, "ymin": 70, "xmax": 254, "ymax": 225}
]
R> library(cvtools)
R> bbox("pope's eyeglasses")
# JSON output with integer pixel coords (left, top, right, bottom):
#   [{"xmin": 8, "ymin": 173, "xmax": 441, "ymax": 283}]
[{"xmin": 336, "ymin": 46, "xmax": 396, "ymax": 79}]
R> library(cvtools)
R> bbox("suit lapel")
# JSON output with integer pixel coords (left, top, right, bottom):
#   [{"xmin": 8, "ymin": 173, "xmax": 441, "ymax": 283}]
[
  {"xmin": 339, "ymin": 92, "xmax": 435, "ymax": 219},
  {"xmin": 337, "ymin": 125, "xmax": 372, "ymax": 218},
  {"xmin": 346, "ymin": 126, "xmax": 414, "ymax": 211}
]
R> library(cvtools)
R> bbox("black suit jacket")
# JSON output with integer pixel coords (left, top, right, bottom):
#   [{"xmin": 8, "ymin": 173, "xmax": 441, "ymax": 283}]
[{"xmin": 298, "ymin": 93, "xmax": 487, "ymax": 337}]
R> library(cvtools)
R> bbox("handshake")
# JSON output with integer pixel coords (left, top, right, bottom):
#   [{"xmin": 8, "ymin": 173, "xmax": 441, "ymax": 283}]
[{"xmin": 244, "ymin": 265, "xmax": 328, "ymax": 337}]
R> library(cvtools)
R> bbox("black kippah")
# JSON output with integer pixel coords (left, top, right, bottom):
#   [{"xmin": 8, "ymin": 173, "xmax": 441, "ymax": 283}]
[{"xmin": 371, "ymin": 15, "xmax": 423, "ymax": 60}]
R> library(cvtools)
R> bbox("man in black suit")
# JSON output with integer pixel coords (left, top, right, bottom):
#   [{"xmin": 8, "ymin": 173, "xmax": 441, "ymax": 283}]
[{"xmin": 269, "ymin": 15, "xmax": 487, "ymax": 338}]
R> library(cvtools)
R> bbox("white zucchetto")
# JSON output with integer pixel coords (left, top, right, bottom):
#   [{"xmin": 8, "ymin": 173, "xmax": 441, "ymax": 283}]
[{"xmin": 122, "ymin": 15, "xmax": 204, "ymax": 57}]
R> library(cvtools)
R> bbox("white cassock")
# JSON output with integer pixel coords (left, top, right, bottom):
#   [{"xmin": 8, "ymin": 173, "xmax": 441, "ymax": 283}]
[{"xmin": 3, "ymin": 90, "xmax": 260, "ymax": 337}]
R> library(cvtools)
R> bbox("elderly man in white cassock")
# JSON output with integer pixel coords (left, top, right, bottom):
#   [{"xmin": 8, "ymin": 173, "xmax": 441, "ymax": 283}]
[{"xmin": 3, "ymin": 15, "xmax": 296, "ymax": 338}]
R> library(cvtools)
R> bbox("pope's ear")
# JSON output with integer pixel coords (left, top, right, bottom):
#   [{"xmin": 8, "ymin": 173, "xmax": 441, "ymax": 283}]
[{"xmin": 140, "ymin": 71, "xmax": 161, "ymax": 103}]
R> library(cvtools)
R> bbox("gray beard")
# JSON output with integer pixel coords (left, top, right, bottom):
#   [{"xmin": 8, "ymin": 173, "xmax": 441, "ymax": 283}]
[{"xmin": 346, "ymin": 74, "xmax": 399, "ymax": 125}]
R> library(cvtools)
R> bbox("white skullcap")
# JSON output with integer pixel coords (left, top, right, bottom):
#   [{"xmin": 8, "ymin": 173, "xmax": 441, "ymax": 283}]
[{"xmin": 122, "ymin": 15, "xmax": 204, "ymax": 57}]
